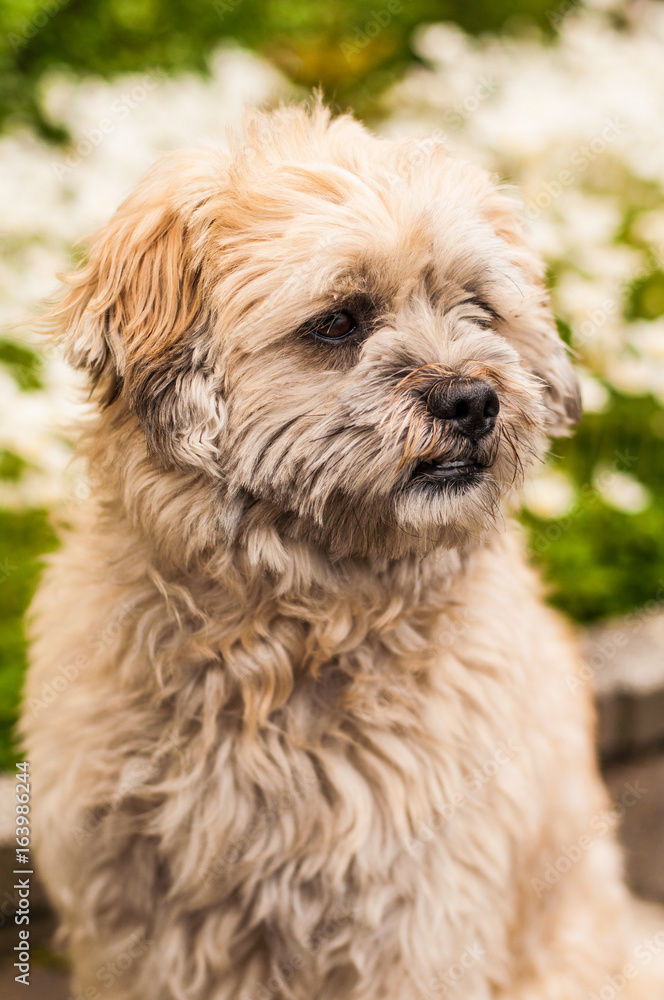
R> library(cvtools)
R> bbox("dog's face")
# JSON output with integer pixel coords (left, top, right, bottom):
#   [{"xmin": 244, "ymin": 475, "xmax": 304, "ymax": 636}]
[{"xmin": 53, "ymin": 104, "xmax": 579, "ymax": 561}]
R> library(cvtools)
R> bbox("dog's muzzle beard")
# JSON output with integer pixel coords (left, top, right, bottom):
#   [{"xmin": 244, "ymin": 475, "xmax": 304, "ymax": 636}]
[
  {"xmin": 400, "ymin": 373, "xmax": 502, "ymax": 495},
  {"xmin": 224, "ymin": 356, "xmax": 541, "ymax": 560}
]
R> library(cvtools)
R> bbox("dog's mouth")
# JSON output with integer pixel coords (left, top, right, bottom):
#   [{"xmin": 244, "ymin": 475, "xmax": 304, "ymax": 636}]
[{"xmin": 409, "ymin": 454, "xmax": 489, "ymax": 487}]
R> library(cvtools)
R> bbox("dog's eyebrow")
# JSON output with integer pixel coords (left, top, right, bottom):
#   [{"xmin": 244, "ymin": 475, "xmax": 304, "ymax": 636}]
[
  {"xmin": 317, "ymin": 285, "xmax": 388, "ymax": 318},
  {"xmin": 461, "ymin": 291, "xmax": 503, "ymax": 324},
  {"xmin": 422, "ymin": 267, "xmax": 501, "ymax": 320},
  {"xmin": 334, "ymin": 265, "xmax": 399, "ymax": 306}
]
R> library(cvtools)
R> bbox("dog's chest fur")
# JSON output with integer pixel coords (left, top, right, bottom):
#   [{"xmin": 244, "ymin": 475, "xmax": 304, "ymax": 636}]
[
  {"xmin": 113, "ymin": 532, "xmax": 552, "ymax": 995},
  {"xmin": 26, "ymin": 521, "xmax": 572, "ymax": 999}
]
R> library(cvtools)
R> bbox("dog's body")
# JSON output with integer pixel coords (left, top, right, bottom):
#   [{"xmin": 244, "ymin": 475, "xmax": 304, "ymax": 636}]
[{"xmin": 21, "ymin": 103, "xmax": 664, "ymax": 999}]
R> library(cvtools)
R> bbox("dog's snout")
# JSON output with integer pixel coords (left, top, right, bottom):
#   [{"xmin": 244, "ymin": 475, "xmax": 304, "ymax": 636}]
[{"xmin": 426, "ymin": 378, "xmax": 500, "ymax": 440}]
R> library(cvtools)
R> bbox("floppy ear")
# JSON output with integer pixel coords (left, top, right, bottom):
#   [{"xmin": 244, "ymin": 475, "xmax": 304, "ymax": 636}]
[
  {"xmin": 46, "ymin": 153, "xmax": 227, "ymax": 476},
  {"xmin": 482, "ymin": 189, "xmax": 581, "ymax": 437}
]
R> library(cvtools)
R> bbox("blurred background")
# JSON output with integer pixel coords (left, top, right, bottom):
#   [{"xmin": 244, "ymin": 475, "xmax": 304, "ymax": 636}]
[{"xmin": 0, "ymin": 0, "xmax": 663, "ymax": 993}]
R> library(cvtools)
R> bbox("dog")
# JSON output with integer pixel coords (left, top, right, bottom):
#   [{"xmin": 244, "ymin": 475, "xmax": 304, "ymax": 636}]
[{"xmin": 21, "ymin": 101, "xmax": 664, "ymax": 1000}]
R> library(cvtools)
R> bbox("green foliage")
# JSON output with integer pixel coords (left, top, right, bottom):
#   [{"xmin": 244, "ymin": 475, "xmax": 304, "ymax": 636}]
[
  {"xmin": 626, "ymin": 269, "xmax": 664, "ymax": 322},
  {"xmin": 523, "ymin": 394, "xmax": 664, "ymax": 622},
  {"xmin": 0, "ymin": 0, "xmax": 571, "ymax": 133},
  {"xmin": 0, "ymin": 339, "xmax": 44, "ymax": 390},
  {"xmin": 0, "ymin": 449, "xmax": 31, "ymax": 481},
  {"xmin": 0, "ymin": 508, "xmax": 57, "ymax": 769}
]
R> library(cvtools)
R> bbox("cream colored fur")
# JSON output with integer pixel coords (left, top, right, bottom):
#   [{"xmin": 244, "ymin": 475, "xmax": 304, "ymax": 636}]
[{"xmin": 20, "ymin": 101, "xmax": 664, "ymax": 999}]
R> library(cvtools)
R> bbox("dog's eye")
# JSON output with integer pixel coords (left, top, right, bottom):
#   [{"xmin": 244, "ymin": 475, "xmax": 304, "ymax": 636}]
[{"xmin": 314, "ymin": 310, "xmax": 357, "ymax": 343}]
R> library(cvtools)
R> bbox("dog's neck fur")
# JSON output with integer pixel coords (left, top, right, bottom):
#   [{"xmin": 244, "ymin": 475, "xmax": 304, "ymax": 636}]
[
  {"xmin": 83, "ymin": 416, "xmax": 499, "ymax": 729},
  {"xmin": 73, "ymin": 403, "xmax": 520, "ymax": 747},
  {"xmin": 87, "ymin": 408, "xmax": 482, "ymax": 598}
]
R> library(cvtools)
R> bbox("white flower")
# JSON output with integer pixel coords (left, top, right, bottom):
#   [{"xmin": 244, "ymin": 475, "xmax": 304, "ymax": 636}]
[
  {"xmin": 577, "ymin": 369, "xmax": 610, "ymax": 413},
  {"xmin": 593, "ymin": 466, "xmax": 652, "ymax": 514},
  {"xmin": 631, "ymin": 210, "xmax": 664, "ymax": 249},
  {"xmin": 522, "ymin": 468, "xmax": 577, "ymax": 519}
]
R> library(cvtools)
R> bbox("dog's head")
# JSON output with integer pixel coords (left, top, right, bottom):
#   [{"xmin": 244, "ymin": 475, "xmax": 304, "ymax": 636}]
[{"xmin": 50, "ymin": 102, "xmax": 579, "ymax": 561}]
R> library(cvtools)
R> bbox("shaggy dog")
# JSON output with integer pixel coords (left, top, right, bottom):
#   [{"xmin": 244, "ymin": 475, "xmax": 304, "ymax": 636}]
[{"xmin": 21, "ymin": 102, "xmax": 664, "ymax": 1000}]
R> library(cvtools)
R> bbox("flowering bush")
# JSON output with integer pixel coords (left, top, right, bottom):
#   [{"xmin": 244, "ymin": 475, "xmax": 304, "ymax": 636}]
[{"xmin": 0, "ymin": 48, "xmax": 289, "ymax": 767}]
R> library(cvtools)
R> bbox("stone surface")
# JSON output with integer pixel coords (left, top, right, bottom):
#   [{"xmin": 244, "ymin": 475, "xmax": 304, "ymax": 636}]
[
  {"xmin": 604, "ymin": 750, "xmax": 664, "ymax": 905},
  {"xmin": 586, "ymin": 610, "xmax": 664, "ymax": 697},
  {"xmin": 585, "ymin": 610, "xmax": 664, "ymax": 760}
]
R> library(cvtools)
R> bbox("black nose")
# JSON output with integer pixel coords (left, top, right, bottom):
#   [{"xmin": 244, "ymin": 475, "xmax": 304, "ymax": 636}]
[{"xmin": 426, "ymin": 378, "xmax": 500, "ymax": 440}]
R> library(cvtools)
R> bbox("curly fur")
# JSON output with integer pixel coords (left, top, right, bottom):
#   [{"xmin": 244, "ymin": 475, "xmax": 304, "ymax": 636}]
[{"xmin": 20, "ymin": 100, "xmax": 664, "ymax": 1000}]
